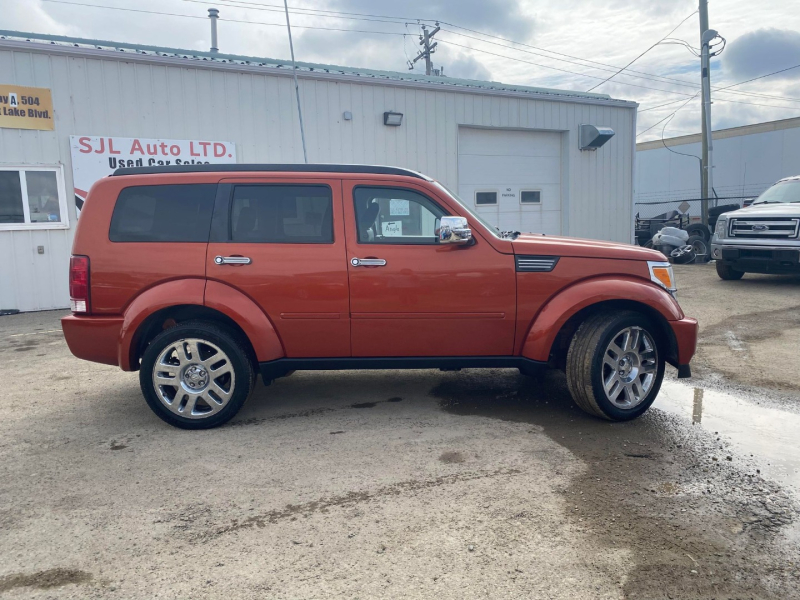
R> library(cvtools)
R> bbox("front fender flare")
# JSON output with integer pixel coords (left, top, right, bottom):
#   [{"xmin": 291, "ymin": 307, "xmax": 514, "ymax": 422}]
[{"xmin": 521, "ymin": 276, "xmax": 684, "ymax": 362}]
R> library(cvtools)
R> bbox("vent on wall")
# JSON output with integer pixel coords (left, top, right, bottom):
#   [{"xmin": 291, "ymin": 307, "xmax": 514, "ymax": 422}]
[{"xmin": 579, "ymin": 124, "xmax": 615, "ymax": 150}]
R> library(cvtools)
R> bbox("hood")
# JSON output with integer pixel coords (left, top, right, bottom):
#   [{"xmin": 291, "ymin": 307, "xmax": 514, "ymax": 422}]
[
  {"xmin": 723, "ymin": 203, "xmax": 800, "ymax": 217},
  {"xmin": 511, "ymin": 233, "xmax": 665, "ymax": 261}
]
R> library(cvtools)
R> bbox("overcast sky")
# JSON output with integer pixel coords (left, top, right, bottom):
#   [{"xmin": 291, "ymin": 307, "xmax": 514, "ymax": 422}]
[{"xmin": 6, "ymin": 0, "xmax": 800, "ymax": 141}]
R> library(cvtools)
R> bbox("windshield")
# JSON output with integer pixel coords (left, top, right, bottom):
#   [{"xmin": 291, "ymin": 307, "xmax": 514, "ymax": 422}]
[
  {"xmin": 753, "ymin": 180, "xmax": 800, "ymax": 204},
  {"xmin": 432, "ymin": 181, "xmax": 504, "ymax": 239}
]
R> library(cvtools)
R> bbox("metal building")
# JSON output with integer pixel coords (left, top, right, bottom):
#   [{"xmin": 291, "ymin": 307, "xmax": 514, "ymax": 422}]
[
  {"xmin": 0, "ymin": 30, "xmax": 637, "ymax": 312},
  {"xmin": 636, "ymin": 116, "xmax": 800, "ymax": 216}
]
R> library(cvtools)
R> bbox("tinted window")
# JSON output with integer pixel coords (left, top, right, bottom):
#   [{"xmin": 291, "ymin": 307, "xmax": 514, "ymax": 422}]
[
  {"xmin": 475, "ymin": 191, "xmax": 497, "ymax": 205},
  {"xmin": 354, "ymin": 186, "xmax": 446, "ymax": 245},
  {"xmin": 521, "ymin": 190, "xmax": 541, "ymax": 204},
  {"xmin": 109, "ymin": 184, "xmax": 216, "ymax": 242},
  {"xmin": 231, "ymin": 185, "xmax": 333, "ymax": 243},
  {"xmin": 0, "ymin": 171, "xmax": 24, "ymax": 224}
]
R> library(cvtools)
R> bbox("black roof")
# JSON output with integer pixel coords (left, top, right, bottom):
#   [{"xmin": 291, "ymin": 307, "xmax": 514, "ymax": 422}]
[{"xmin": 112, "ymin": 163, "xmax": 429, "ymax": 179}]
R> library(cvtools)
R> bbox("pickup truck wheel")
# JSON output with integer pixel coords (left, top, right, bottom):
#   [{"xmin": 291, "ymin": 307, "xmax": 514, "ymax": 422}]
[
  {"xmin": 139, "ymin": 321, "xmax": 255, "ymax": 429},
  {"xmin": 715, "ymin": 260, "xmax": 745, "ymax": 280},
  {"xmin": 566, "ymin": 312, "xmax": 665, "ymax": 421}
]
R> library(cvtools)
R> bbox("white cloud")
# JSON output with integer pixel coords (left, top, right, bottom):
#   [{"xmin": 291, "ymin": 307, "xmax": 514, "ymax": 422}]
[{"xmin": 4, "ymin": 0, "xmax": 800, "ymax": 140}]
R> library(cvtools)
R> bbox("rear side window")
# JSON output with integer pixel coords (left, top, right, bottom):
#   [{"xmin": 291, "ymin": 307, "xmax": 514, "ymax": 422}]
[
  {"xmin": 230, "ymin": 185, "xmax": 333, "ymax": 243},
  {"xmin": 109, "ymin": 184, "xmax": 216, "ymax": 242}
]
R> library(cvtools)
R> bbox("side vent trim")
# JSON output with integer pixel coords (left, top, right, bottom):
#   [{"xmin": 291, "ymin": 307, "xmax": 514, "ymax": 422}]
[{"xmin": 515, "ymin": 255, "xmax": 560, "ymax": 272}]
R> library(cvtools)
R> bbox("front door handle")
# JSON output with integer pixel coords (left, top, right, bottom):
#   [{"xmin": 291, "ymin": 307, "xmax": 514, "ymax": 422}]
[
  {"xmin": 214, "ymin": 255, "xmax": 252, "ymax": 265},
  {"xmin": 350, "ymin": 258, "xmax": 386, "ymax": 267}
]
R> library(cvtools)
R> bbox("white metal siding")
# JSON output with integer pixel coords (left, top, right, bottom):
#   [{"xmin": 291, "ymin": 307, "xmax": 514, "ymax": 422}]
[
  {"xmin": 636, "ymin": 124, "xmax": 800, "ymax": 213},
  {"xmin": 458, "ymin": 127, "xmax": 563, "ymax": 234},
  {"xmin": 0, "ymin": 44, "xmax": 636, "ymax": 311}
]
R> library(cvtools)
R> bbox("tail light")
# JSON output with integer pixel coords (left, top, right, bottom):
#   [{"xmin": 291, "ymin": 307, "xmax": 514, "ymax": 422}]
[{"xmin": 69, "ymin": 255, "xmax": 90, "ymax": 313}]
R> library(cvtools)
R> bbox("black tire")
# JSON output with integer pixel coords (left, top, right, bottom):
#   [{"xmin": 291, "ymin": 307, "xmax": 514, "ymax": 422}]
[
  {"xmin": 686, "ymin": 234, "xmax": 709, "ymax": 263},
  {"xmin": 565, "ymin": 311, "xmax": 665, "ymax": 421},
  {"xmin": 643, "ymin": 240, "xmax": 654, "ymax": 249},
  {"xmin": 715, "ymin": 260, "xmax": 745, "ymax": 281},
  {"xmin": 139, "ymin": 321, "xmax": 255, "ymax": 429},
  {"xmin": 685, "ymin": 223, "xmax": 710, "ymax": 242}
]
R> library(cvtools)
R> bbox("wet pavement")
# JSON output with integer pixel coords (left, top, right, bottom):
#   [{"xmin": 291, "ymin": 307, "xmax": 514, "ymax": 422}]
[
  {"xmin": 656, "ymin": 380, "xmax": 800, "ymax": 492},
  {"xmin": 2, "ymin": 309, "xmax": 800, "ymax": 598}
]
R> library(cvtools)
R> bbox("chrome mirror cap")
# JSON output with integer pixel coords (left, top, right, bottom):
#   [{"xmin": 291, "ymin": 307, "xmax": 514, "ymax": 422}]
[{"xmin": 438, "ymin": 216, "xmax": 472, "ymax": 244}]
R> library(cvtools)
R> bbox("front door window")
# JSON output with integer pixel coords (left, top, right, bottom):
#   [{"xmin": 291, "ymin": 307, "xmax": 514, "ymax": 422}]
[{"xmin": 353, "ymin": 186, "xmax": 445, "ymax": 244}]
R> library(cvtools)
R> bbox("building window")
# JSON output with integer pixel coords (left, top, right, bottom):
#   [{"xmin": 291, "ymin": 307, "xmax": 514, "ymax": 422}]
[
  {"xmin": 520, "ymin": 190, "xmax": 541, "ymax": 204},
  {"xmin": 0, "ymin": 166, "xmax": 69, "ymax": 230},
  {"xmin": 475, "ymin": 191, "xmax": 497, "ymax": 206}
]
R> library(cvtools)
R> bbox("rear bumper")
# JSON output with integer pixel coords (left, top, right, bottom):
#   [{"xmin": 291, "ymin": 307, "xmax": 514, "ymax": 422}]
[
  {"xmin": 669, "ymin": 316, "xmax": 698, "ymax": 375},
  {"xmin": 61, "ymin": 314, "xmax": 124, "ymax": 368}
]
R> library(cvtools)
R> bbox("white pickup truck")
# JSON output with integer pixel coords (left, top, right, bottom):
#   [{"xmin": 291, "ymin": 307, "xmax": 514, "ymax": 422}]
[{"xmin": 711, "ymin": 176, "xmax": 800, "ymax": 280}]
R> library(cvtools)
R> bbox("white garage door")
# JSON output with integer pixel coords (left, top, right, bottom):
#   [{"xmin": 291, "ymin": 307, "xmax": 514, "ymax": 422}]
[{"xmin": 458, "ymin": 127, "xmax": 563, "ymax": 235}]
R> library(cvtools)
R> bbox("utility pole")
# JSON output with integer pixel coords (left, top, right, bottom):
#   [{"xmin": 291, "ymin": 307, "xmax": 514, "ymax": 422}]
[
  {"xmin": 699, "ymin": 0, "xmax": 711, "ymax": 225},
  {"xmin": 283, "ymin": 0, "xmax": 308, "ymax": 163},
  {"xmin": 410, "ymin": 23, "xmax": 440, "ymax": 76}
]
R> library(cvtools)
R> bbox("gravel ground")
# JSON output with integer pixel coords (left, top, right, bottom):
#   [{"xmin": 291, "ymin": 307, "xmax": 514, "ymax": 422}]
[
  {"xmin": 673, "ymin": 262, "xmax": 800, "ymax": 395},
  {"xmin": 1, "ymin": 266, "xmax": 799, "ymax": 599}
]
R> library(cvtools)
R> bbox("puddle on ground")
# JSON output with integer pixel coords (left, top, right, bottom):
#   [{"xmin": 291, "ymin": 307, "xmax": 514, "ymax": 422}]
[{"xmin": 655, "ymin": 379, "xmax": 800, "ymax": 491}]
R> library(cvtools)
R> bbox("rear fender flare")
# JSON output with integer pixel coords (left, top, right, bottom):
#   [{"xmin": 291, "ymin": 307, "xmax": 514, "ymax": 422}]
[
  {"xmin": 521, "ymin": 276, "xmax": 684, "ymax": 362},
  {"xmin": 204, "ymin": 280, "xmax": 284, "ymax": 362},
  {"xmin": 119, "ymin": 279, "xmax": 285, "ymax": 370},
  {"xmin": 118, "ymin": 279, "xmax": 206, "ymax": 370}
]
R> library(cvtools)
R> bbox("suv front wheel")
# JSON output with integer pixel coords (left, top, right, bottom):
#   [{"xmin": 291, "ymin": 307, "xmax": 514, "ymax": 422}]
[
  {"xmin": 566, "ymin": 311, "xmax": 665, "ymax": 421},
  {"xmin": 139, "ymin": 321, "xmax": 255, "ymax": 429}
]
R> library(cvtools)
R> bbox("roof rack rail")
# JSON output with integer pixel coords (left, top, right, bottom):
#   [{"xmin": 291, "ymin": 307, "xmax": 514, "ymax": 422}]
[{"xmin": 111, "ymin": 163, "xmax": 430, "ymax": 179}]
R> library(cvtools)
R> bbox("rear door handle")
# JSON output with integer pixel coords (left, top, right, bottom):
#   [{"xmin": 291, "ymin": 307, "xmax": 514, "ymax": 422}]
[
  {"xmin": 214, "ymin": 255, "xmax": 252, "ymax": 265},
  {"xmin": 350, "ymin": 258, "xmax": 386, "ymax": 267}
]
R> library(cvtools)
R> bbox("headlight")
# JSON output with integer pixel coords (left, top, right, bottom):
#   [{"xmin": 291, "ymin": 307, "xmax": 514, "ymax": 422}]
[
  {"xmin": 648, "ymin": 261, "xmax": 677, "ymax": 295},
  {"xmin": 715, "ymin": 218, "xmax": 727, "ymax": 238}
]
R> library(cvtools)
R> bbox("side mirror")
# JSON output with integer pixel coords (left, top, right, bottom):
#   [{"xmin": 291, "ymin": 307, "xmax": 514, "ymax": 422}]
[{"xmin": 437, "ymin": 216, "xmax": 472, "ymax": 245}]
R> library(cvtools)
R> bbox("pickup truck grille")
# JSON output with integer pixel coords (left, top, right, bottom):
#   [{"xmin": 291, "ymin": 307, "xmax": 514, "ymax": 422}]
[{"xmin": 729, "ymin": 218, "xmax": 799, "ymax": 238}]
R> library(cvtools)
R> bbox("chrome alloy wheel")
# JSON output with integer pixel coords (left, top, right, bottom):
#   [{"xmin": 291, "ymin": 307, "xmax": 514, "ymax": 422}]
[
  {"xmin": 152, "ymin": 338, "xmax": 235, "ymax": 419},
  {"xmin": 601, "ymin": 326, "xmax": 658, "ymax": 409}
]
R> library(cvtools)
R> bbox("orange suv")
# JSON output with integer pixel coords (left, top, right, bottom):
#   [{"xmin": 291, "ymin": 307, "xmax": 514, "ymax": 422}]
[{"xmin": 62, "ymin": 164, "xmax": 697, "ymax": 429}]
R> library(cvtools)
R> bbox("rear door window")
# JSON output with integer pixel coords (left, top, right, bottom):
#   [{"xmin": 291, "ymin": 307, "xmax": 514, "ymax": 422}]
[
  {"xmin": 109, "ymin": 184, "xmax": 216, "ymax": 242},
  {"xmin": 230, "ymin": 185, "xmax": 333, "ymax": 243}
]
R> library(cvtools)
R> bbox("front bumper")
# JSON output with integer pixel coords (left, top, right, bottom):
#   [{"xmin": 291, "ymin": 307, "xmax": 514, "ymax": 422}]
[
  {"xmin": 711, "ymin": 243, "xmax": 800, "ymax": 273},
  {"xmin": 669, "ymin": 316, "xmax": 698, "ymax": 377},
  {"xmin": 62, "ymin": 314, "xmax": 124, "ymax": 367}
]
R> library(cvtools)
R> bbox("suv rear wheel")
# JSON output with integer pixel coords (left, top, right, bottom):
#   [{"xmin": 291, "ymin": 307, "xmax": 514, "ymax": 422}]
[
  {"xmin": 566, "ymin": 311, "xmax": 665, "ymax": 421},
  {"xmin": 139, "ymin": 321, "xmax": 255, "ymax": 429},
  {"xmin": 715, "ymin": 260, "xmax": 745, "ymax": 280}
]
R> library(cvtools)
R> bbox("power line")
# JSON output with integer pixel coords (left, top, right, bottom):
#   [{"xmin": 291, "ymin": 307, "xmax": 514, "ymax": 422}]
[
  {"xmin": 442, "ymin": 28, "xmax": 800, "ymax": 104},
  {"xmin": 715, "ymin": 63, "xmax": 800, "ymax": 91},
  {"xmin": 35, "ymin": 0, "xmax": 800, "ymax": 110},
  {"xmin": 212, "ymin": 2, "xmax": 800, "ymax": 104},
  {"xmin": 437, "ymin": 38, "xmax": 698, "ymax": 97},
  {"xmin": 40, "ymin": 0, "xmax": 408, "ymax": 35},
  {"xmin": 440, "ymin": 36, "xmax": 800, "ymax": 113},
  {"xmin": 586, "ymin": 10, "xmax": 698, "ymax": 92},
  {"xmin": 637, "ymin": 92, "xmax": 700, "ymax": 138},
  {"xmin": 170, "ymin": 0, "xmax": 420, "ymax": 27}
]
